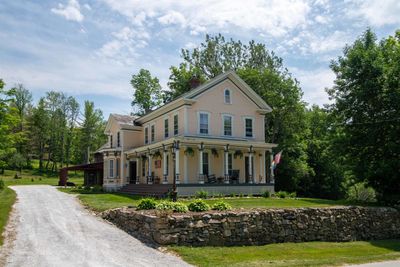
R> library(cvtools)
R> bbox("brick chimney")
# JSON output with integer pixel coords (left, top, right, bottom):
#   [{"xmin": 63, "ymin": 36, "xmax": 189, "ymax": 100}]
[{"xmin": 189, "ymin": 74, "xmax": 201, "ymax": 89}]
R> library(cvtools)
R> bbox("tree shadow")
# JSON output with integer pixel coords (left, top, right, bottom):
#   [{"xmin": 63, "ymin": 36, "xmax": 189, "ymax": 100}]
[{"xmin": 368, "ymin": 239, "xmax": 400, "ymax": 252}]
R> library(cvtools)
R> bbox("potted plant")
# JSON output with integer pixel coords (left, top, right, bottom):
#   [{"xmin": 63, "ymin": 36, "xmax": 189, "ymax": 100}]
[
  {"xmin": 184, "ymin": 147, "xmax": 194, "ymax": 157},
  {"xmin": 234, "ymin": 150, "xmax": 243, "ymax": 159},
  {"xmin": 211, "ymin": 148, "xmax": 219, "ymax": 158},
  {"xmin": 153, "ymin": 150, "xmax": 162, "ymax": 159}
]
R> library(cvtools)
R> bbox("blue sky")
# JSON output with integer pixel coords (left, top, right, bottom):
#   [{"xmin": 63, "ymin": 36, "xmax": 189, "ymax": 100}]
[{"xmin": 1, "ymin": 0, "xmax": 399, "ymax": 118}]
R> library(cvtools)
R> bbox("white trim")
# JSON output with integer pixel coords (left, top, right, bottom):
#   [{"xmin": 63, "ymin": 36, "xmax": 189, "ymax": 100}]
[
  {"xmin": 242, "ymin": 116, "xmax": 255, "ymax": 138},
  {"xmin": 109, "ymin": 159, "xmax": 114, "ymax": 178},
  {"xmin": 221, "ymin": 114, "xmax": 234, "ymax": 137},
  {"xmin": 224, "ymin": 88, "xmax": 232, "ymax": 104},
  {"xmin": 184, "ymin": 148, "xmax": 188, "ymax": 183},
  {"xmin": 150, "ymin": 123, "xmax": 156, "ymax": 143},
  {"xmin": 184, "ymin": 106, "xmax": 188, "ymax": 135},
  {"xmin": 197, "ymin": 111, "xmax": 210, "ymax": 135}
]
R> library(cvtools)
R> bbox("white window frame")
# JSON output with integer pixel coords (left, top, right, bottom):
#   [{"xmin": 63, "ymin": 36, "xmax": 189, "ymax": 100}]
[
  {"xmin": 243, "ymin": 116, "xmax": 255, "ymax": 138},
  {"xmin": 222, "ymin": 114, "xmax": 233, "ymax": 136},
  {"xmin": 198, "ymin": 111, "xmax": 210, "ymax": 135},
  {"xmin": 109, "ymin": 159, "xmax": 114, "ymax": 178},
  {"xmin": 224, "ymin": 89, "xmax": 232, "ymax": 104},
  {"xmin": 164, "ymin": 117, "xmax": 169, "ymax": 139},
  {"xmin": 150, "ymin": 123, "xmax": 155, "ymax": 143},
  {"xmin": 144, "ymin": 126, "xmax": 149, "ymax": 144},
  {"xmin": 173, "ymin": 114, "xmax": 179, "ymax": 136}
]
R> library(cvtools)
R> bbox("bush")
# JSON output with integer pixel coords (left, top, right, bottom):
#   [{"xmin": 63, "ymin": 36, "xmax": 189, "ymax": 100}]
[
  {"xmin": 261, "ymin": 190, "xmax": 270, "ymax": 198},
  {"xmin": 346, "ymin": 182, "xmax": 377, "ymax": 203},
  {"xmin": 155, "ymin": 201, "xmax": 189, "ymax": 213},
  {"xmin": 187, "ymin": 199, "xmax": 210, "ymax": 212},
  {"xmin": 0, "ymin": 179, "xmax": 4, "ymax": 190},
  {"xmin": 195, "ymin": 190, "xmax": 209, "ymax": 199},
  {"xmin": 289, "ymin": 192, "xmax": 297, "ymax": 198},
  {"xmin": 137, "ymin": 198, "xmax": 157, "ymax": 210},
  {"xmin": 91, "ymin": 185, "xmax": 103, "ymax": 193},
  {"xmin": 211, "ymin": 201, "xmax": 231, "ymax": 211},
  {"xmin": 275, "ymin": 191, "xmax": 288, "ymax": 198}
]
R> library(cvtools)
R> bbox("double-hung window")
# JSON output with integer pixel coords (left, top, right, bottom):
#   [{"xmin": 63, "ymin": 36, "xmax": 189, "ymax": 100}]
[
  {"xmin": 164, "ymin": 118, "xmax": 169, "ymax": 138},
  {"xmin": 144, "ymin": 127, "xmax": 149, "ymax": 144},
  {"xmin": 223, "ymin": 115, "xmax": 232, "ymax": 136},
  {"xmin": 116, "ymin": 158, "xmax": 120, "ymax": 177},
  {"xmin": 109, "ymin": 159, "xmax": 114, "ymax": 178},
  {"xmin": 151, "ymin": 124, "xmax": 155, "ymax": 142},
  {"xmin": 174, "ymin": 114, "xmax": 179, "ymax": 135},
  {"xmin": 199, "ymin": 112, "xmax": 209, "ymax": 134},
  {"xmin": 117, "ymin": 132, "xmax": 120, "ymax": 147},
  {"xmin": 245, "ymin": 118, "xmax": 253, "ymax": 138}
]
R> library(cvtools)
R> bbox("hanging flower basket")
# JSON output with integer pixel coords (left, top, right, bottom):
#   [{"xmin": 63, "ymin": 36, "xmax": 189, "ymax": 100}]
[
  {"xmin": 234, "ymin": 150, "xmax": 243, "ymax": 159},
  {"xmin": 184, "ymin": 147, "xmax": 195, "ymax": 157},
  {"xmin": 211, "ymin": 148, "xmax": 219, "ymax": 158}
]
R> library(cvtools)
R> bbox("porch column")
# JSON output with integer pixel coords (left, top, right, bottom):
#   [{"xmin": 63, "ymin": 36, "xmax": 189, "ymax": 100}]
[
  {"xmin": 224, "ymin": 144, "xmax": 230, "ymax": 184},
  {"xmin": 184, "ymin": 148, "xmax": 188, "ymax": 183},
  {"xmin": 248, "ymin": 146, "xmax": 253, "ymax": 184},
  {"xmin": 148, "ymin": 153, "xmax": 152, "ymax": 184},
  {"xmin": 198, "ymin": 143, "xmax": 204, "ymax": 184},
  {"xmin": 175, "ymin": 145, "xmax": 180, "ymax": 184},
  {"xmin": 163, "ymin": 148, "xmax": 168, "ymax": 184},
  {"xmin": 136, "ymin": 157, "xmax": 140, "ymax": 184},
  {"xmin": 270, "ymin": 151, "xmax": 275, "ymax": 184},
  {"xmin": 262, "ymin": 150, "xmax": 266, "ymax": 183}
]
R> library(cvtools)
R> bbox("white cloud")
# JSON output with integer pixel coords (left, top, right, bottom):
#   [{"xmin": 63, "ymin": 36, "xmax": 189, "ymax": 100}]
[
  {"xmin": 315, "ymin": 15, "xmax": 329, "ymax": 24},
  {"xmin": 291, "ymin": 67, "xmax": 335, "ymax": 105},
  {"xmin": 103, "ymin": 0, "xmax": 311, "ymax": 37},
  {"xmin": 51, "ymin": 0, "xmax": 84, "ymax": 22},
  {"xmin": 349, "ymin": 0, "xmax": 400, "ymax": 26}
]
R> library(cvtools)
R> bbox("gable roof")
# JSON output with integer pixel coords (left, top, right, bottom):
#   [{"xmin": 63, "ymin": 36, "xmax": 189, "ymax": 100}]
[
  {"xmin": 104, "ymin": 113, "xmax": 139, "ymax": 133},
  {"xmin": 135, "ymin": 71, "xmax": 272, "ymax": 124}
]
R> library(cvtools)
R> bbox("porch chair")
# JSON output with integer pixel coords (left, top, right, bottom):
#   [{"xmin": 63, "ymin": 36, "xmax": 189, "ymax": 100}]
[{"xmin": 207, "ymin": 174, "xmax": 217, "ymax": 184}]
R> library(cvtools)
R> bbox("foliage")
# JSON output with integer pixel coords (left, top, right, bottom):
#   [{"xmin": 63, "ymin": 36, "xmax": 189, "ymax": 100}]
[
  {"xmin": 275, "ymin": 191, "xmax": 289, "ymax": 198},
  {"xmin": 233, "ymin": 150, "xmax": 243, "ymax": 159},
  {"xmin": 195, "ymin": 190, "xmax": 209, "ymax": 199},
  {"xmin": 0, "ymin": 187, "xmax": 17, "ymax": 245},
  {"xmin": 131, "ymin": 69, "xmax": 163, "ymax": 115},
  {"xmin": 187, "ymin": 199, "xmax": 210, "ymax": 212},
  {"xmin": 261, "ymin": 190, "xmax": 270, "ymax": 198},
  {"xmin": 137, "ymin": 198, "xmax": 157, "ymax": 210},
  {"xmin": 156, "ymin": 201, "xmax": 188, "ymax": 213},
  {"xmin": 184, "ymin": 147, "xmax": 194, "ymax": 157},
  {"xmin": 91, "ymin": 185, "xmax": 103, "ymax": 193},
  {"xmin": 328, "ymin": 29, "xmax": 400, "ymax": 204},
  {"xmin": 346, "ymin": 182, "xmax": 377, "ymax": 203},
  {"xmin": 211, "ymin": 148, "xmax": 219, "ymax": 158},
  {"xmin": 211, "ymin": 201, "xmax": 232, "ymax": 211}
]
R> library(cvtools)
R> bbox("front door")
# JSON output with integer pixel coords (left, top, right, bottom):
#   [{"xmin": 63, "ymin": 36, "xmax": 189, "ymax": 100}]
[{"xmin": 129, "ymin": 161, "xmax": 137, "ymax": 184}]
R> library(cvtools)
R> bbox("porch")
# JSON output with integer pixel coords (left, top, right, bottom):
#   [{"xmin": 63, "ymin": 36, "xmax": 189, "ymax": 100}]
[{"xmin": 124, "ymin": 136, "xmax": 277, "ymax": 187}]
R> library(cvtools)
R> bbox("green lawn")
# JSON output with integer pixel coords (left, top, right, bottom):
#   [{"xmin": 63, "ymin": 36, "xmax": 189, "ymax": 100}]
[
  {"xmin": 0, "ymin": 187, "xmax": 17, "ymax": 245},
  {"xmin": 0, "ymin": 168, "xmax": 84, "ymax": 186},
  {"xmin": 170, "ymin": 240, "xmax": 400, "ymax": 267}
]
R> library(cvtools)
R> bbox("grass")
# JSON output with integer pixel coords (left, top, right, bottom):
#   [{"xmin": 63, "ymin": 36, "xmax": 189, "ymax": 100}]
[
  {"xmin": 0, "ymin": 168, "xmax": 84, "ymax": 186},
  {"xmin": 170, "ymin": 240, "xmax": 400, "ymax": 267},
  {"xmin": 0, "ymin": 187, "xmax": 17, "ymax": 245}
]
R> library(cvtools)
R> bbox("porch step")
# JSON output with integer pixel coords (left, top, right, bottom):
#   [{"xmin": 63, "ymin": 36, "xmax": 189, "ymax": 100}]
[{"xmin": 119, "ymin": 184, "xmax": 173, "ymax": 198}]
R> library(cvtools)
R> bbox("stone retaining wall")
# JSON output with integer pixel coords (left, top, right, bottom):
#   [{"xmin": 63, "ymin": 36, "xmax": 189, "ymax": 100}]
[{"xmin": 102, "ymin": 206, "xmax": 400, "ymax": 246}]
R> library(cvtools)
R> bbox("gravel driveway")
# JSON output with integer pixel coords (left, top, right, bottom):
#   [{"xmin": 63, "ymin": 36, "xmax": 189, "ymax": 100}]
[{"xmin": 3, "ymin": 185, "xmax": 190, "ymax": 267}]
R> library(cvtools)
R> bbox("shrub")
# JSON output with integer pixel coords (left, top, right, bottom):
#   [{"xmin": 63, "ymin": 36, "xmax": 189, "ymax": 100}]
[
  {"xmin": 0, "ymin": 179, "xmax": 4, "ymax": 190},
  {"xmin": 83, "ymin": 185, "xmax": 91, "ymax": 191},
  {"xmin": 289, "ymin": 192, "xmax": 297, "ymax": 198},
  {"xmin": 195, "ymin": 190, "xmax": 208, "ymax": 199},
  {"xmin": 212, "ymin": 201, "xmax": 232, "ymax": 211},
  {"xmin": 346, "ymin": 182, "xmax": 377, "ymax": 203},
  {"xmin": 156, "ymin": 201, "xmax": 189, "ymax": 213},
  {"xmin": 261, "ymin": 190, "xmax": 270, "ymax": 198},
  {"xmin": 187, "ymin": 199, "xmax": 210, "ymax": 212},
  {"xmin": 275, "ymin": 191, "xmax": 288, "ymax": 198},
  {"xmin": 172, "ymin": 202, "xmax": 189, "ymax": 213},
  {"xmin": 91, "ymin": 185, "xmax": 103, "ymax": 193},
  {"xmin": 137, "ymin": 198, "xmax": 157, "ymax": 210}
]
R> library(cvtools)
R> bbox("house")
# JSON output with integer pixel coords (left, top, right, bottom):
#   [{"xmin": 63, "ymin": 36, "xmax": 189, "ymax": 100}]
[{"xmin": 96, "ymin": 71, "xmax": 277, "ymax": 196}]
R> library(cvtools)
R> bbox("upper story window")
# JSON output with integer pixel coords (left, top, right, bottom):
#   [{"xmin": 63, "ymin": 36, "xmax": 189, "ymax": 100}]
[
  {"xmin": 174, "ymin": 114, "xmax": 179, "ymax": 136},
  {"xmin": 199, "ymin": 112, "xmax": 209, "ymax": 134},
  {"xmin": 117, "ymin": 132, "xmax": 120, "ymax": 147},
  {"xmin": 151, "ymin": 124, "xmax": 155, "ymax": 142},
  {"xmin": 109, "ymin": 159, "xmax": 114, "ymax": 178},
  {"xmin": 110, "ymin": 135, "xmax": 113, "ymax": 148},
  {"xmin": 223, "ymin": 115, "xmax": 232, "ymax": 136},
  {"xmin": 164, "ymin": 118, "xmax": 169, "ymax": 138},
  {"xmin": 116, "ymin": 158, "xmax": 120, "ymax": 177},
  {"xmin": 245, "ymin": 117, "xmax": 254, "ymax": 138},
  {"xmin": 144, "ymin": 127, "xmax": 149, "ymax": 144},
  {"xmin": 224, "ymin": 89, "xmax": 231, "ymax": 104}
]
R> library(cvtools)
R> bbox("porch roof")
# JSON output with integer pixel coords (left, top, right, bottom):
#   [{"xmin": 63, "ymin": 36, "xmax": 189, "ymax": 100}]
[{"xmin": 125, "ymin": 136, "xmax": 277, "ymax": 156}]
